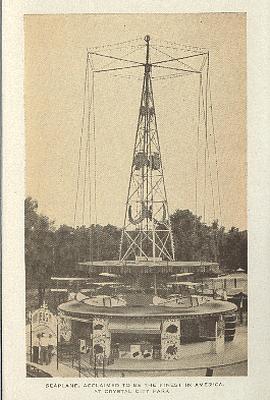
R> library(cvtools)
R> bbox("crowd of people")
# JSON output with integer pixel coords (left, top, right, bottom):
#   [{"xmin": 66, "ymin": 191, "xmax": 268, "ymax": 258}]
[{"xmin": 32, "ymin": 332, "xmax": 55, "ymax": 365}]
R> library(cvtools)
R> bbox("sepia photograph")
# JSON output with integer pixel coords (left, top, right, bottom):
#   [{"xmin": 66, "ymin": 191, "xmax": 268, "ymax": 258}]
[{"xmin": 24, "ymin": 13, "xmax": 247, "ymax": 378}]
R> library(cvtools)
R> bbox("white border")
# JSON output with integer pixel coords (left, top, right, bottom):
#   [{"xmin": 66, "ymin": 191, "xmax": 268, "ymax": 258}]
[{"xmin": 2, "ymin": 1, "xmax": 270, "ymax": 399}]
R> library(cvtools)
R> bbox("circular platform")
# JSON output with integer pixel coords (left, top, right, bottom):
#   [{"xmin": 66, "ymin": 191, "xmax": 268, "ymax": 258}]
[
  {"xmin": 57, "ymin": 275, "xmax": 238, "ymax": 363},
  {"xmin": 59, "ymin": 298, "xmax": 237, "ymax": 318}
]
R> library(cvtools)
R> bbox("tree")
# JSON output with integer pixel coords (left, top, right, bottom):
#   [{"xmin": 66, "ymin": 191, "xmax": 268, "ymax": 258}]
[
  {"xmin": 98, "ymin": 224, "xmax": 121, "ymax": 260},
  {"xmin": 222, "ymin": 228, "xmax": 248, "ymax": 271},
  {"xmin": 25, "ymin": 197, "xmax": 55, "ymax": 305},
  {"xmin": 170, "ymin": 209, "xmax": 247, "ymax": 271},
  {"xmin": 53, "ymin": 225, "xmax": 77, "ymax": 276},
  {"xmin": 170, "ymin": 209, "xmax": 218, "ymax": 262},
  {"xmin": 25, "ymin": 197, "xmax": 247, "ymax": 301},
  {"xmin": 52, "ymin": 223, "xmax": 121, "ymax": 277}
]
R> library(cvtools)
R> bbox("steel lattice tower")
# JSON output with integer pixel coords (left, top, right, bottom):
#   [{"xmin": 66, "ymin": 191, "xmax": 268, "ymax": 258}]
[{"xmin": 119, "ymin": 36, "xmax": 175, "ymax": 261}]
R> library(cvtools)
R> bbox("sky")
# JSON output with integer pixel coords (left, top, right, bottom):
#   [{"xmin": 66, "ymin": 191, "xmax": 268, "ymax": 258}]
[{"xmin": 25, "ymin": 13, "xmax": 246, "ymax": 230}]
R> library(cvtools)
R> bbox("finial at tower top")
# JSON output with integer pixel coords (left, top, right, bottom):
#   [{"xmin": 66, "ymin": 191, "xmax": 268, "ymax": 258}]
[{"xmin": 144, "ymin": 35, "xmax": 150, "ymax": 43}]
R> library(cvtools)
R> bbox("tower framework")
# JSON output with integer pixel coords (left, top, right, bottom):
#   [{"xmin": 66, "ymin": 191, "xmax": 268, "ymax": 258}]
[
  {"xmin": 77, "ymin": 35, "xmax": 222, "ymax": 263},
  {"xmin": 119, "ymin": 36, "xmax": 175, "ymax": 261}
]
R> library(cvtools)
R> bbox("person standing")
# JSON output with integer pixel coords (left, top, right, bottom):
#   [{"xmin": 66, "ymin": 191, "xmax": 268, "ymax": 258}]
[
  {"xmin": 40, "ymin": 333, "xmax": 49, "ymax": 365},
  {"xmin": 239, "ymin": 294, "xmax": 244, "ymax": 325},
  {"xmin": 32, "ymin": 334, "xmax": 40, "ymax": 364},
  {"xmin": 48, "ymin": 334, "xmax": 54, "ymax": 364}
]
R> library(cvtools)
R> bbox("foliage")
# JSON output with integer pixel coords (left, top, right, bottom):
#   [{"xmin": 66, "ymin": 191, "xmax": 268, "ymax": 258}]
[
  {"xmin": 170, "ymin": 209, "xmax": 215, "ymax": 261},
  {"xmin": 220, "ymin": 227, "xmax": 247, "ymax": 271},
  {"xmin": 170, "ymin": 209, "xmax": 247, "ymax": 271},
  {"xmin": 52, "ymin": 223, "xmax": 121, "ymax": 276},
  {"xmin": 25, "ymin": 199, "xmax": 248, "ymax": 293},
  {"xmin": 25, "ymin": 197, "xmax": 55, "ymax": 304}
]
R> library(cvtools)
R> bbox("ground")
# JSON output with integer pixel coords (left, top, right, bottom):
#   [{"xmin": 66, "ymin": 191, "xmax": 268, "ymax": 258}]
[{"xmin": 26, "ymin": 326, "xmax": 247, "ymax": 378}]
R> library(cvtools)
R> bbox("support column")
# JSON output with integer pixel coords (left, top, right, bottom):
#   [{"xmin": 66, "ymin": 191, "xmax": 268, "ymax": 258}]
[
  {"xmin": 161, "ymin": 318, "xmax": 181, "ymax": 360},
  {"xmin": 58, "ymin": 315, "xmax": 72, "ymax": 342},
  {"xmin": 92, "ymin": 317, "xmax": 111, "ymax": 358},
  {"xmin": 211, "ymin": 315, "xmax": 225, "ymax": 354}
]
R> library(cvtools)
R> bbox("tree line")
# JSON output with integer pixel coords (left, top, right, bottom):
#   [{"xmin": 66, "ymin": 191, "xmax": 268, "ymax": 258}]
[{"xmin": 25, "ymin": 197, "xmax": 247, "ymax": 292}]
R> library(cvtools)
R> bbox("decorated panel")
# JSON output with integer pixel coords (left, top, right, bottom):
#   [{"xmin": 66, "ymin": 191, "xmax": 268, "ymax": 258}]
[
  {"xmin": 161, "ymin": 318, "xmax": 181, "ymax": 360},
  {"xmin": 92, "ymin": 317, "xmax": 111, "ymax": 358}
]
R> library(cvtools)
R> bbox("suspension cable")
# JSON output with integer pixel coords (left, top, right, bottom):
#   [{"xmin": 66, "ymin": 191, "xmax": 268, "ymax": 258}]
[
  {"xmin": 97, "ymin": 45, "xmax": 145, "ymax": 71},
  {"xmin": 150, "ymin": 36, "xmax": 208, "ymax": 53},
  {"xmin": 195, "ymin": 74, "xmax": 202, "ymax": 219},
  {"xmin": 208, "ymin": 73, "xmax": 222, "ymax": 223},
  {"xmin": 201, "ymin": 58, "xmax": 219, "ymax": 262},
  {"xmin": 150, "ymin": 44, "xmax": 199, "ymax": 71},
  {"xmin": 88, "ymin": 36, "xmax": 144, "ymax": 51},
  {"xmin": 87, "ymin": 68, "xmax": 93, "ymax": 260},
  {"xmin": 107, "ymin": 71, "xmax": 193, "ymax": 81},
  {"xmin": 82, "ymin": 59, "xmax": 93, "ymax": 226},
  {"xmin": 73, "ymin": 53, "xmax": 89, "ymax": 227},
  {"xmin": 91, "ymin": 72, "xmax": 99, "ymax": 260},
  {"xmin": 76, "ymin": 39, "xmax": 221, "ymax": 263},
  {"xmin": 201, "ymin": 58, "xmax": 216, "ymax": 223}
]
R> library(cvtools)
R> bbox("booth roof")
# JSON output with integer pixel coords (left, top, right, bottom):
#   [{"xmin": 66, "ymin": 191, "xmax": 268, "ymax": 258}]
[
  {"xmin": 78, "ymin": 260, "xmax": 219, "ymax": 268},
  {"xmin": 99, "ymin": 272, "xmax": 119, "ymax": 277},
  {"xmin": 51, "ymin": 277, "xmax": 92, "ymax": 281},
  {"xmin": 166, "ymin": 282, "xmax": 201, "ymax": 286},
  {"xmin": 90, "ymin": 282, "xmax": 123, "ymax": 286},
  {"xmin": 206, "ymin": 273, "xmax": 247, "ymax": 281},
  {"xmin": 58, "ymin": 298, "xmax": 236, "ymax": 318}
]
